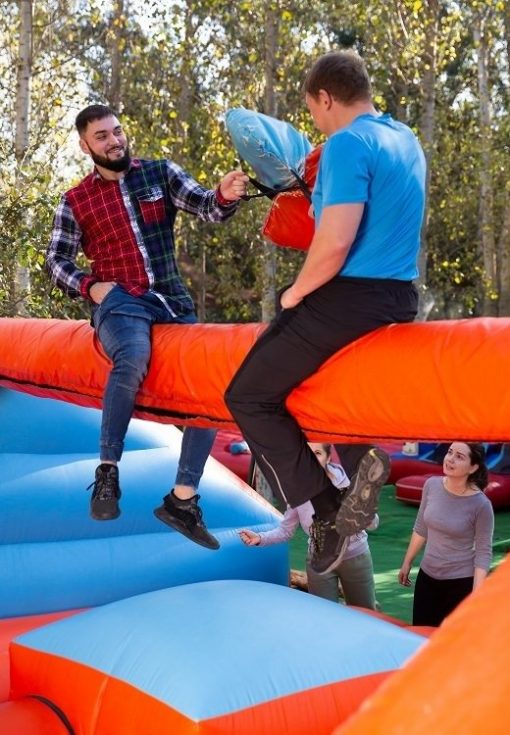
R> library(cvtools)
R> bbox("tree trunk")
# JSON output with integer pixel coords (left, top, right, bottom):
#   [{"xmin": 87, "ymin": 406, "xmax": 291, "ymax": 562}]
[
  {"xmin": 13, "ymin": 0, "xmax": 33, "ymax": 316},
  {"xmin": 392, "ymin": 78, "xmax": 409, "ymax": 123},
  {"xmin": 260, "ymin": 3, "xmax": 279, "ymax": 322},
  {"xmin": 474, "ymin": 16, "xmax": 498, "ymax": 316},
  {"xmin": 416, "ymin": 0, "xmax": 438, "ymax": 304},
  {"xmin": 15, "ymin": 0, "xmax": 31, "ymax": 163},
  {"xmin": 178, "ymin": 2, "xmax": 209, "ymax": 321},
  {"xmin": 497, "ymin": 4, "xmax": 510, "ymax": 316},
  {"xmin": 178, "ymin": 2, "xmax": 193, "ymax": 142},
  {"xmin": 496, "ymin": 186, "xmax": 510, "ymax": 316},
  {"xmin": 108, "ymin": 0, "xmax": 125, "ymax": 111}
]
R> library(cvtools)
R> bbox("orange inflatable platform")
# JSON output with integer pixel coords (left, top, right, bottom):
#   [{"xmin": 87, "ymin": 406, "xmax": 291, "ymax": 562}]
[
  {"xmin": 1, "ymin": 316, "xmax": 510, "ymax": 443},
  {"xmin": 334, "ymin": 554, "xmax": 510, "ymax": 735}
]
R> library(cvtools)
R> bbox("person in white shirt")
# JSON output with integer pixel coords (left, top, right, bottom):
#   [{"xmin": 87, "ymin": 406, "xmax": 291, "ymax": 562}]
[{"xmin": 240, "ymin": 443, "xmax": 378, "ymax": 608}]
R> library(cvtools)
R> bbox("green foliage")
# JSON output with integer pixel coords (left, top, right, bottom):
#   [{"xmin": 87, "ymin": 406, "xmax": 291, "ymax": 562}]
[{"xmin": 3, "ymin": 0, "xmax": 510, "ymax": 320}]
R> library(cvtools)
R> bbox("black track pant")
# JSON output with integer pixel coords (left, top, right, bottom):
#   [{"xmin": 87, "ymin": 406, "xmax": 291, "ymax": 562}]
[
  {"xmin": 413, "ymin": 568, "xmax": 474, "ymax": 626},
  {"xmin": 334, "ymin": 444, "xmax": 374, "ymax": 480},
  {"xmin": 225, "ymin": 276, "xmax": 418, "ymax": 508}
]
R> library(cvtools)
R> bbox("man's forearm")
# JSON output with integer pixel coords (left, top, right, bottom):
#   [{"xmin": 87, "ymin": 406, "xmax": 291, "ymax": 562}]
[
  {"xmin": 282, "ymin": 202, "xmax": 363, "ymax": 307},
  {"xmin": 46, "ymin": 197, "xmax": 87, "ymax": 298},
  {"xmin": 46, "ymin": 250, "xmax": 89, "ymax": 299},
  {"xmin": 291, "ymin": 232, "xmax": 350, "ymax": 301}
]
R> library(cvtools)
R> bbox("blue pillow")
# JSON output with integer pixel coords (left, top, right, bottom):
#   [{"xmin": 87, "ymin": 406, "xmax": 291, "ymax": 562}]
[{"xmin": 226, "ymin": 108, "xmax": 312, "ymax": 190}]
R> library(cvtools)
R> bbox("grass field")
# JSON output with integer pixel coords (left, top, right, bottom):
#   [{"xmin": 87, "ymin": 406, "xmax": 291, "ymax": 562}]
[{"xmin": 290, "ymin": 484, "xmax": 510, "ymax": 623}]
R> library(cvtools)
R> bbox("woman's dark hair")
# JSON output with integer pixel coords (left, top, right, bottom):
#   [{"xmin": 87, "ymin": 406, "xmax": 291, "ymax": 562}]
[
  {"xmin": 304, "ymin": 50, "xmax": 371, "ymax": 104},
  {"xmin": 466, "ymin": 443, "xmax": 489, "ymax": 490},
  {"xmin": 75, "ymin": 104, "xmax": 117, "ymax": 135}
]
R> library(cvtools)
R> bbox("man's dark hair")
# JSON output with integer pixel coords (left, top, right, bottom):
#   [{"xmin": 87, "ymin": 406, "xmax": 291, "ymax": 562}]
[
  {"xmin": 75, "ymin": 104, "xmax": 117, "ymax": 135},
  {"xmin": 304, "ymin": 50, "xmax": 371, "ymax": 104}
]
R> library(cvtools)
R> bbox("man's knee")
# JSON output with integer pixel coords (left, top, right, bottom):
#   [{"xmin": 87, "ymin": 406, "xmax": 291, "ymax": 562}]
[
  {"xmin": 114, "ymin": 344, "xmax": 151, "ymax": 385},
  {"xmin": 224, "ymin": 376, "xmax": 257, "ymax": 420},
  {"xmin": 224, "ymin": 381, "xmax": 240, "ymax": 415}
]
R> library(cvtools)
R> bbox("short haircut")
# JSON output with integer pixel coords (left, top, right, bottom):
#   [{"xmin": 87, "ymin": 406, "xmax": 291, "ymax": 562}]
[
  {"xmin": 75, "ymin": 104, "xmax": 117, "ymax": 135},
  {"xmin": 304, "ymin": 50, "xmax": 371, "ymax": 104}
]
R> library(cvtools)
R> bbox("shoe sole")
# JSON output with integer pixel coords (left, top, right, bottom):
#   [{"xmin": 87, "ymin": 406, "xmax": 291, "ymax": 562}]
[
  {"xmin": 311, "ymin": 535, "xmax": 350, "ymax": 576},
  {"xmin": 335, "ymin": 448, "xmax": 390, "ymax": 536},
  {"xmin": 154, "ymin": 505, "xmax": 220, "ymax": 550},
  {"xmin": 90, "ymin": 509, "xmax": 120, "ymax": 521}
]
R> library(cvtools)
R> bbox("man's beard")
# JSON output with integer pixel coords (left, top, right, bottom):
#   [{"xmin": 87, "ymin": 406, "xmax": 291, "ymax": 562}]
[{"xmin": 90, "ymin": 145, "xmax": 131, "ymax": 172}]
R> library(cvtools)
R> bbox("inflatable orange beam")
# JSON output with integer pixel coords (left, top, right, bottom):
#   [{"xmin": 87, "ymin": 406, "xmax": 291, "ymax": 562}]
[
  {"xmin": 333, "ymin": 554, "xmax": 510, "ymax": 735},
  {"xmin": 1, "ymin": 316, "xmax": 510, "ymax": 443}
]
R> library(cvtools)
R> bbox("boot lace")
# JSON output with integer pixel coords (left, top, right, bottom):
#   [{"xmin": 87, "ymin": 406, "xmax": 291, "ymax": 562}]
[
  {"xmin": 186, "ymin": 498, "xmax": 204, "ymax": 527},
  {"xmin": 309, "ymin": 518, "xmax": 326, "ymax": 554},
  {"xmin": 87, "ymin": 470, "xmax": 118, "ymax": 500}
]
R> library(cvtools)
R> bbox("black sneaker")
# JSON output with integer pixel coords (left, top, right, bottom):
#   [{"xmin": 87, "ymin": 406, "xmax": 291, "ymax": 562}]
[
  {"xmin": 335, "ymin": 447, "xmax": 390, "ymax": 536},
  {"xmin": 88, "ymin": 464, "xmax": 121, "ymax": 521},
  {"xmin": 154, "ymin": 492, "xmax": 220, "ymax": 550},
  {"xmin": 308, "ymin": 515, "xmax": 350, "ymax": 575}
]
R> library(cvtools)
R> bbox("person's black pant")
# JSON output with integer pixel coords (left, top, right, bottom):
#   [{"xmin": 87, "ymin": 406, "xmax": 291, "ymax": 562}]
[
  {"xmin": 225, "ymin": 276, "xmax": 418, "ymax": 508},
  {"xmin": 413, "ymin": 568, "xmax": 474, "ymax": 626},
  {"xmin": 334, "ymin": 444, "xmax": 374, "ymax": 479}
]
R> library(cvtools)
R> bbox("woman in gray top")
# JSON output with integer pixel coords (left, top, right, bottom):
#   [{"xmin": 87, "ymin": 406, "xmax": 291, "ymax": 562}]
[{"xmin": 398, "ymin": 442, "xmax": 494, "ymax": 626}]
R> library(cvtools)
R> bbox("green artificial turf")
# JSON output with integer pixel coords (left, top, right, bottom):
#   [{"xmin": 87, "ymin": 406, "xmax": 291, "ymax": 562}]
[{"xmin": 289, "ymin": 484, "xmax": 510, "ymax": 623}]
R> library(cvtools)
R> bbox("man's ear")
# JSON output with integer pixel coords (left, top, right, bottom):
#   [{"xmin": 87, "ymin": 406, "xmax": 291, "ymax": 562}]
[
  {"xmin": 318, "ymin": 89, "xmax": 332, "ymax": 110},
  {"xmin": 79, "ymin": 136, "xmax": 89, "ymax": 156}
]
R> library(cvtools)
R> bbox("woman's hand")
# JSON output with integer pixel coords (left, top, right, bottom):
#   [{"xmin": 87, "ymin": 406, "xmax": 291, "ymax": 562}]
[
  {"xmin": 239, "ymin": 529, "xmax": 261, "ymax": 546},
  {"xmin": 398, "ymin": 561, "xmax": 413, "ymax": 587}
]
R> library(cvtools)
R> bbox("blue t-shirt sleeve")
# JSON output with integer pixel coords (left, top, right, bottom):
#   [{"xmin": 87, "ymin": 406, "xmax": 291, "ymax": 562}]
[{"xmin": 319, "ymin": 132, "xmax": 370, "ymax": 207}]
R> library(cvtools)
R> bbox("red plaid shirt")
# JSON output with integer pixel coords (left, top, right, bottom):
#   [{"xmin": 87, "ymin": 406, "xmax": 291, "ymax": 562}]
[{"xmin": 47, "ymin": 158, "xmax": 237, "ymax": 312}]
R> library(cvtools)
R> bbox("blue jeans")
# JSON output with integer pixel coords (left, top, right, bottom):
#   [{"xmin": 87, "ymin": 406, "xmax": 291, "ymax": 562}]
[{"xmin": 92, "ymin": 286, "xmax": 216, "ymax": 489}]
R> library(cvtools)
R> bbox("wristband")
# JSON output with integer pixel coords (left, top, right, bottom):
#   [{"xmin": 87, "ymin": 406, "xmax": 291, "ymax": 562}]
[{"xmin": 215, "ymin": 186, "xmax": 235, "ymax": 207}]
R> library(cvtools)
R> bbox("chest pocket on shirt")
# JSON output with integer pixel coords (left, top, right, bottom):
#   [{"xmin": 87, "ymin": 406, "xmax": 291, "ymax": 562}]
[{"xmin": 137, "ymin": 186, "xmax": 166, "ymax": 225}]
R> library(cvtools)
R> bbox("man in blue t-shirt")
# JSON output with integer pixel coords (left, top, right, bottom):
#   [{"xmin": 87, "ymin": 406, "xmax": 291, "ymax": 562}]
[{"xmin": 226, "ymin": 50, "xmax": 426, "ymax": 575}]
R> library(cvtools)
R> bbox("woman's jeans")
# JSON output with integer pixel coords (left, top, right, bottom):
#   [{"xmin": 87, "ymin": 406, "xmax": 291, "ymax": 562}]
[
  {"xmin": 306, "ymin": 550, "xmax": 376, "ymax": 609},
  {"xmin": 92, "ymin": 287, "xmax": 216, "ymax": 489}
]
